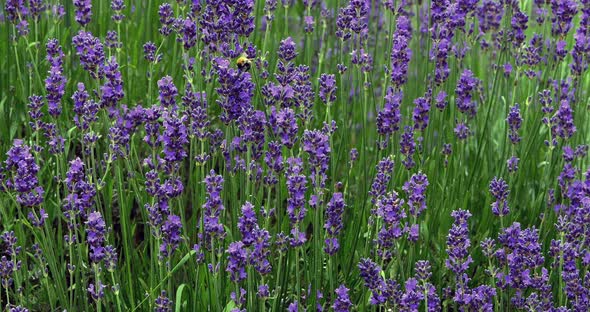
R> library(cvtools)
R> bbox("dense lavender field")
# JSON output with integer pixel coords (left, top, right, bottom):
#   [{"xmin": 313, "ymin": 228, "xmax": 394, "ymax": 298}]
[{"xmin": 2, "ymin": 0, "xmax": 590, "ymax": 311}]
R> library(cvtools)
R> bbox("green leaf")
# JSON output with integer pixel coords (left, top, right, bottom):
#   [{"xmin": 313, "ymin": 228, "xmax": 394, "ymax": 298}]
[
  {"xmin": 223, "ymin": 300, "xmax": 237, "ymax": 312},
  {"xmin": 175, "ymin": 284, "xmax": 188, "ymax": 312},
  {"xmin": 67, "ymin": 126, "xmax": 78, "ymax": 138}
]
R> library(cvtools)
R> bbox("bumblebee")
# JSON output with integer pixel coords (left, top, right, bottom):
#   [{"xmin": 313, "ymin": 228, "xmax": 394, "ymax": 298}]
[{"xmin": 236, "ymin": 54, "xmax": 252, "ymax": 72}]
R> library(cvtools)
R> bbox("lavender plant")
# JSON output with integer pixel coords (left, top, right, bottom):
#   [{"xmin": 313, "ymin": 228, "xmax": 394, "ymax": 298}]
[{"xmin": 1, "ymin": 0, "xmax": 590, "ymax": 311}]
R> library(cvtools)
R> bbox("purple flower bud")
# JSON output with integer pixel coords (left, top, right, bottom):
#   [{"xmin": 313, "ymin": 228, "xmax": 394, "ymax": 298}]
[
  {"xmin": 29, "ymin": 0, "xmax": 47, "ymax": 21},
  {"xmin": 550, "ymin": 0, "xmax": 578, "ymax": 37},
  {"xmin": 72, "ymin": 83, "xmax": 99, "ymax": 131},
  {"xmin": 511, "ymin": 8, "xmax": 528, "ymax": 47},
  {"xmin": 73, "ymin": 0, "xmax": 92, "ymax": 27},
  {"xmin": 111, "ymin": 0, "xmax": 125, "ymax": 22},
  {"xmin": 478, "ymin": 0, "xmax": 503, "ymax": 34},
  {"xmin": 88, "ymin": 282, "xmax": 105, "ymax": 301},
  {"xmin": 507, "ymin": 156, "xmax": 519, "ymax": 173},
  {"xmin": 143, "ymin": 42, "xmax": 160, "ymax": 63},
  {"xmin": 278, "ymin": 37, "xmax": 297, "ymax": 62},
  {"xmin": 4, "ymin": 0, "xmax": 29, "ymax": 25},
  {"xmin": 27, "ymin": 95, "xmax": 44, "ymax": 133},
  {"xmin": 161, "ymin": 111, "xmax": 188, "ymax": 163},
  {"xmin": 105, "ymin": 31, "xmax": 121, "ymax": 49},
  {"xmin": 336, "ymin": 0, "xmax": 369, "ymax": 41},
  {"xmin": 158, "ymin": 3, "xmax": 175, "ymax": 36},
  {"xmin": 435, "ymin": 90, "xmax": 448, "ymax": 111},
  {"xmin": 318, "ymin": 74, "xmax": 337, "ymax": 104},
  {"xmin": 285, "ymin": 157, "xmax": 307, "ymax": 246},
  {"xmin": 304, "ymin": 16, "xmax": 315, "ymax": 33},
  {"xmin": 375, "ymin": 191, "xmax": 405, "ymax": 260},
  {"xmin": 454, "ymin": 122, "xmax": 470, "ymax": 140},
  {"xmin": 155, "ymin": 290, "xmax": 173, "ymax": 312},
  {"xmin": 333, "ymin": 285, "xmax": 353, "ymax": 311}
]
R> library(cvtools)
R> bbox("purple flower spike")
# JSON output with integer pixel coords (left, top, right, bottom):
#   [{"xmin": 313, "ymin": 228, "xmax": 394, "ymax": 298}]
[
  {"xmin": 375, "ymin": 191, "xmax": 405, "ymax": 260},
  {"xmin": 377, "ymin": 88, "xmax": 402, "ymax": 139},
  {"xmin": 86, "ymin": 211, "xmax": 107, "ymax": 263},
  {"xmin": 455, "ymin": 69, "xmax": 480, "ymax": 117},
  {"xmin": 285, "ymin": 157, "xmax": 307, "ymax": 247},
  {"xmin": 302, "ymin": 129, "xmax": 331, "ymax": 189},
  {"xmin": 143, "ymin": 42, "xmax": 160, "ymax": 63},
  {"xmin": 400, "ymin": 126, "xmax": 416, "ymax": 169},
  {"xmin": 226, "ymin": 241, "xmax": 248, "ymax": 282},
  {"xmin": 269, "ymin": 107, "xmax": 298, "ymax": 149},
  {"xmin": 72, "ymin": 30, "xmax": 105, "ymax": 79},
  {"xmin": 507, "ymin": 104, "xmax": 522, "ymax": 144},
  {"xmin": 157, "ymin": 76, "xmax": 178, "ymax": 108},
  {"xmin": 489, "ymin": 177, "xmax": 510, "ymax": 217},
  {"xmin": 390, "ymin": 15, "xmax": 412, "ymax": 89},
  {"xmin": 161, "ymin": 111, "xmax": 189, "ymax": 163},
  {"xmin": 160, "ymin": 214, "xmax": 183, "ymax": 260},
  {"xmin": 324, "ymin": 192, "xmax": 345, "ymax": 255},
  {"xmin": 369, "ymin": 156, "xmax": 395, "ymax": 203},
  {"xmin": 446, "ymin": 209, "xmax": 473, "ymax": 305},
  {"xmin": 413, "ymin": 93, "xmax": 431, "ymax": 132},
  {"xmin": 551, "ymin": 99, "xmax": 576, "ymax": 143},
  {"xmin": 101, "ymin": 57, "xmax": 125, "ymax": 111},
  {"xmin": 180, "ymin": 18, "xmax": 197, "ymax": 50},
  {"xmin": 45, "ymin": 39, "xmax": 66, "ymax": 117},
  {"xmin": 4, "ymin": 139, "xmax": 44, "ymax": 207},
  {"xmin": 202, "ymin": 170, "xmax": 226, "ymax": 250},
  {"xmin": 27, "ymin": 95, "xmax": 44, "ymax": 133},
  {"xmin": 403, "ymin": 172, "xmax": 429, "ymax": 218}
]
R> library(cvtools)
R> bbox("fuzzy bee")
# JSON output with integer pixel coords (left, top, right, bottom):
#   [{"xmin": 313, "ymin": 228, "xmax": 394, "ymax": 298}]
[{"xmin": 236, "ymin": 53, "xmax": 252, "ymax": 72}]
